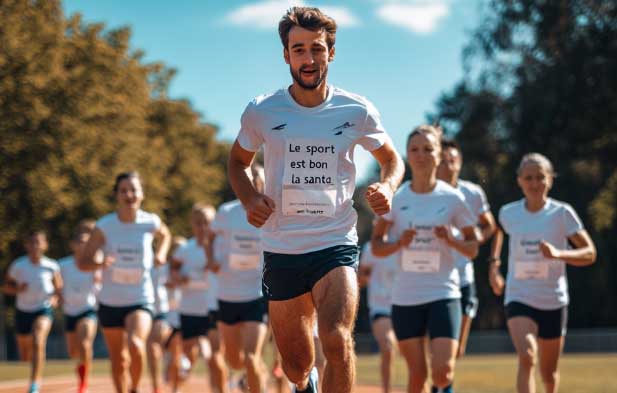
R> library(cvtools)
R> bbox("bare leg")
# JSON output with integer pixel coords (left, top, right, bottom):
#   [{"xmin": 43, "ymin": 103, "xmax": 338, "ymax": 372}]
[
  {"xmin": 102, "ymin": 328, "xmax": 129, "ymax": 393},
  {"xmin": 147, "ymin": 319, "xmax": 171, "ymax": 392},
  {"xmin": 457, "ymin": 315, "xmax": 472, "ymax": 358},
  {"xmin": 76, "ymin": 317, "xmax": 97, "ymax": 391},
  {"xmin": 207, "ymin": 327, "xmax": 229, "ymax": 393},
  {"xmin": 429, "ymin": 338, "xmax": 458, "ymax": 389},
  {"xmin": 312, "ymin": 266, "xmax": 358, "ymax": 393},
  {"xmin": 30, "ymin": 316, "xmax": 52, "ymax": 386},
  {"xmin": 372, "ymin": 317, "xmax": 396, "ymax": 393},
  {"xmin": 508, "ymin": 317, "xmax": 539, "ymax": 393},
  {"xmin": 269, "ymin": 292, "xmax": 315, "ymax": 390},
  {"xmin": 398, "ymin": 337, "xmax": 429, "ymax": 393},
  {"xmin": 125, "ymin": 310, "xmax": 153, "ymax": 392},
  {"xmin": 538, "ymin": 337, "xmax": 565, "ymax": 393},
  {"xmin": 242, "ymin": 321, "xmax": 268, "ymax": 393}
]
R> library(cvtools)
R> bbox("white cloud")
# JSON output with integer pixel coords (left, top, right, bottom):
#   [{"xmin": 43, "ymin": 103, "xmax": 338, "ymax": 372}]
[
  {"xmin": 225, "ymin": 1, "xmax": 359, "ymax": 29},
  {"xmin": 376, "ymin": 1, "xmax": 450, "ymax": 34}
]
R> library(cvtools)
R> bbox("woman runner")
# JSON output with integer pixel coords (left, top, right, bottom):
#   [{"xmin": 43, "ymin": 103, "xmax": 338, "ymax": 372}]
[
  {"xmin": 489, "ymin": 153, "xmax": 596, "ymax": 393},
  {"xmin": 78, "ymin": 172, "xmax": 171, "ymax": 393}
]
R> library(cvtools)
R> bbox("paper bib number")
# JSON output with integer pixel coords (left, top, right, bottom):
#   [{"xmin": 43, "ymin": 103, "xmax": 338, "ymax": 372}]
[
  {"xmin": 401, "ymin": 249, "xmax": 441, "ymax": 273},
  {"xmin": 111, "ymin": 267, "xmax": 143, "ymax": 284},
  {"xmin": 116, "ymin": 243, "xmax": 142, "ymax": 264},
  {"xmin": 229, "ymin": 232, "xmax": 260, "ymax": 270},
  {"xmin": 282, "ymin": 138, "xmax": 338, "ymax": 217},
  {"xmin": 514, "ymin": 261, "xmax": 549, "ymax": 280}
]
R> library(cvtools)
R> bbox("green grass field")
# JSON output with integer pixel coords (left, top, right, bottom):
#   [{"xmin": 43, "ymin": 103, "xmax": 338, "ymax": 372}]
[{"xmin": 1, "ymin": 353, "xmax": 616, "ymax": 392}]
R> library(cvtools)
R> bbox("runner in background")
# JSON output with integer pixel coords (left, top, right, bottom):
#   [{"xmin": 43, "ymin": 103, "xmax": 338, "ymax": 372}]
[
  {"xmin": 208, "ymin": 164, "xmax": 268, "ymax": 393},
  {"xmin": 205, "ymin": 260, "xmax": 227, "ymax": 393},
  {"xmin": 59, "ymin": 220, "xmax": 100, "ymax": 393},
  {"xmin": 171, "ymin": 204, "xmax": 228, "ymax": 393},
  {"xmin": 489, "ymin": 153, "xmax": 596, "ymax": 393},
  {"xmin": 162, "ymin": 236, "xmax": 188, "ymax": 393},
  {"xmin": 2, "ymin": 230, "xmax": 63, "ymax": 393},
  {"xmin": 372, "ymin": 125, "xmax": 479, "ymax": 393},
  {"xmin": 78, "ymin": 172, "xmax": 171, "ymax": 393},
  {"xmin": 358, "ymin": 230, "xmax": 398, "ymax": 393},
  {"xmin": 436, "ymin": 139, "xmax": 496, "ymax": 358}
]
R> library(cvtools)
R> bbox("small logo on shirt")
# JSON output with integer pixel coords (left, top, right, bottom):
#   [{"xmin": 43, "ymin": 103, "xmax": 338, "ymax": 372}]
[
  {"xmin": 436, "ymin": 207, "xmax": 446, "ymax": 214},
  {"xmin": 400, "ymin": 206, "xmax": 409, "ymax": 211},
  {"xmin": 332, "ymin": 122, "xmax": 355, "ymax": 135},
  {"xmin": 272, "ymin": 123, "xmax": 287, "ymax": 131}
]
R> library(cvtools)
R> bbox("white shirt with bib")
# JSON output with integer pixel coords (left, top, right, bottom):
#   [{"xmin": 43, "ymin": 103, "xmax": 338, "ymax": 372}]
[
  {"xmin": 211, "ymin": 199, "xmax": 263, "ymax": 302},
  {"xmin": 237, "ymin": 86, "xmax": 390, "ymax": 254},
  {"xmin": 500, "ymin": 198, "xmax": 583, "ymax": 310},
  {"xmin": 8, "ymin": 256, "xmax": 60, "ymax": 312},
  {"xmin": 96, "ymin": 210, "xmax": 160, "ymax": 307},
  {"xmin": 383, "ymin": 180, "xmax": 476, "ymax": 306},
  {"xmin": 173, "ymin": 238, "xmax": 211, "ymax": 316},
  {"xmin": 59, "ymin": 256, "xmax": 98, "ymax": 316}
]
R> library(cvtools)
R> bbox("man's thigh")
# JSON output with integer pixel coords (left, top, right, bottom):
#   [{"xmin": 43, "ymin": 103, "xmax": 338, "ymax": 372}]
[
  {"xmin": 269, "ymin": 292, "xmax": 315, "ymax": 362},
  {"xmin": 312, "ymin": 265, "xmax": 358, "ymax": 333}
]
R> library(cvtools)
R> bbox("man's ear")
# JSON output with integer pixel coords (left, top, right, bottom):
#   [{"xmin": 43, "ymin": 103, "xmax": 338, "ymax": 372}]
[{"xmin": 328, "ymin": 46, "xmax": 335, "ymax": 62}]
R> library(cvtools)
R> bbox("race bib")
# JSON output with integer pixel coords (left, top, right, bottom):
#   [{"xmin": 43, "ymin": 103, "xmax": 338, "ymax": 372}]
[
  {"xmin": 401, "ymin": 249, "xmax": 441, "ymax": 273},
  {"xmin": 111, "ymin": 267, "xmax": 143, "ymax": 284},
  {"xmin": 115, "ymin": 243, "xmax": 142, "ymax": 265},
  {"xmin": 229, "ymin": 232, "xmax": 261, "ymax": 270},
  {"xmin": 282, "ymin": 138, "xmax": 338, "ymax": 217},
  {"xmin": 514, "ymin": 261, "xmax": 549, "ymax": 280}
]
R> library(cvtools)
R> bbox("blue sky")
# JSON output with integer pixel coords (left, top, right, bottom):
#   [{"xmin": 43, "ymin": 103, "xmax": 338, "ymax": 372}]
[{"xmin": 63, "ymin": 0, "xmax": 484, "ymax": 182}]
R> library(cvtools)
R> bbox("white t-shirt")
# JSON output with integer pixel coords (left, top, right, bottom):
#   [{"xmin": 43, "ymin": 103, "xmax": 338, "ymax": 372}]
[
  {"xmin": 236, "ymin": 86, "xmax": 390, "ymax": 254},
  {"xmin": 360, "ymin": 242, "xmax": 397, "ymax": 316},
  {"xmin": 96, "ymin": 210, "xmax": 161, "ymax": 307},
  {"xmin": 211, "ymin": 199, "xmax": 263, "ymax": 302},
  {"xmin": 173, "ymin": 238, "xmax": 210, "ymax": 316},
  {"xmin": 499, "ymin": 198, "xmax": 584, "ymax": 309},
  {"xmin": 59, "ymin": 256, "xmax": 98, "ymax": 316},
  {"xmin": 152, "ymin": 264, "xmax": 170, "ymax": 315},
  {"xmin": 454, "ymin": 179, "xmax": 491, "ymax": 287},
  {"xmin": 383, "ymin": 180, "xmax": 477, "ymax": 306},
  {"xmin": 8, "ymin": 256, "xmax": 60, "ymax": 312}
]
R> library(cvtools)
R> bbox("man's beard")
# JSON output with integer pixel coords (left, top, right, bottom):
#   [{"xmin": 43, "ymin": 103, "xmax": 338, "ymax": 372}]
[{"xmin": 290, "ymin": 65, "xmax": 328, "ymax": 90}]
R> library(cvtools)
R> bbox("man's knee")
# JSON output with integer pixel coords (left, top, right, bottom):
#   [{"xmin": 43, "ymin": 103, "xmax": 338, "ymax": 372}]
[{"xmin": 321, "ymin": 326, "xmax": 354, "ymax": 362}]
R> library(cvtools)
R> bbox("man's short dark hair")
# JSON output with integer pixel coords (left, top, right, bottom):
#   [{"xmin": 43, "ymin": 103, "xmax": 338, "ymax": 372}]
[{"xmin": 278, "ymin": 7, "xmax": 337, "ymax": 50}]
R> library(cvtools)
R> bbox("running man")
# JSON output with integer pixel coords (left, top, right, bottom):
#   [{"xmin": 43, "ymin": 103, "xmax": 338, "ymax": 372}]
[
  {"xmin": 171, "ymin": 204, "xmax": 228, "ymax": 393},
  {"xmin": 372, "ymin": 125, "xmax": 479, "ymax": 393},
  {"xmin": 208, "ymin": 164, "xmax": 269, "ymax": 393},
  {"xmin": 436, "ymin": 139, "xmax": 496, "ymax": 357},
  {"xmin": 59, "ymin": 222, "xmax": 101, "ymax": 393},
  {"xmin": 3, "ymin": 230, "xmax": 63, "ymax": 393},
  {"xmin": 489, "ymin": 153, "xmax": 596, "ymax": 393},
  {"xmin": 227, "ymin": 7, "xmax": 404, "ymax": 392},
  {"xmin": 358, "ymin": 235, "xmax": 398, "ymax": 393},
  {"xmin": 79, "ymin": 172, "xmax": 172, "ymax": 393}
]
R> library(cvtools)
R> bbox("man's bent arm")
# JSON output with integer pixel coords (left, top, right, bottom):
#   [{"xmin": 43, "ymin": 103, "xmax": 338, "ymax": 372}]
[
  {"xmin": 228, "ymin": 140, "xmax": 259, "ymax": 206},
  {"xmin": 371, "ymin": 141, "xmax": 404, "ymax": 193}
]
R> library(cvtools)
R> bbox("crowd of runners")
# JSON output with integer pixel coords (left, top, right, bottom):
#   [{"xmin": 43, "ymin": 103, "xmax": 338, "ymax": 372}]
[{"xmin": 2, "ymin": 6, "xmax": 598, "ymax": 393}]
